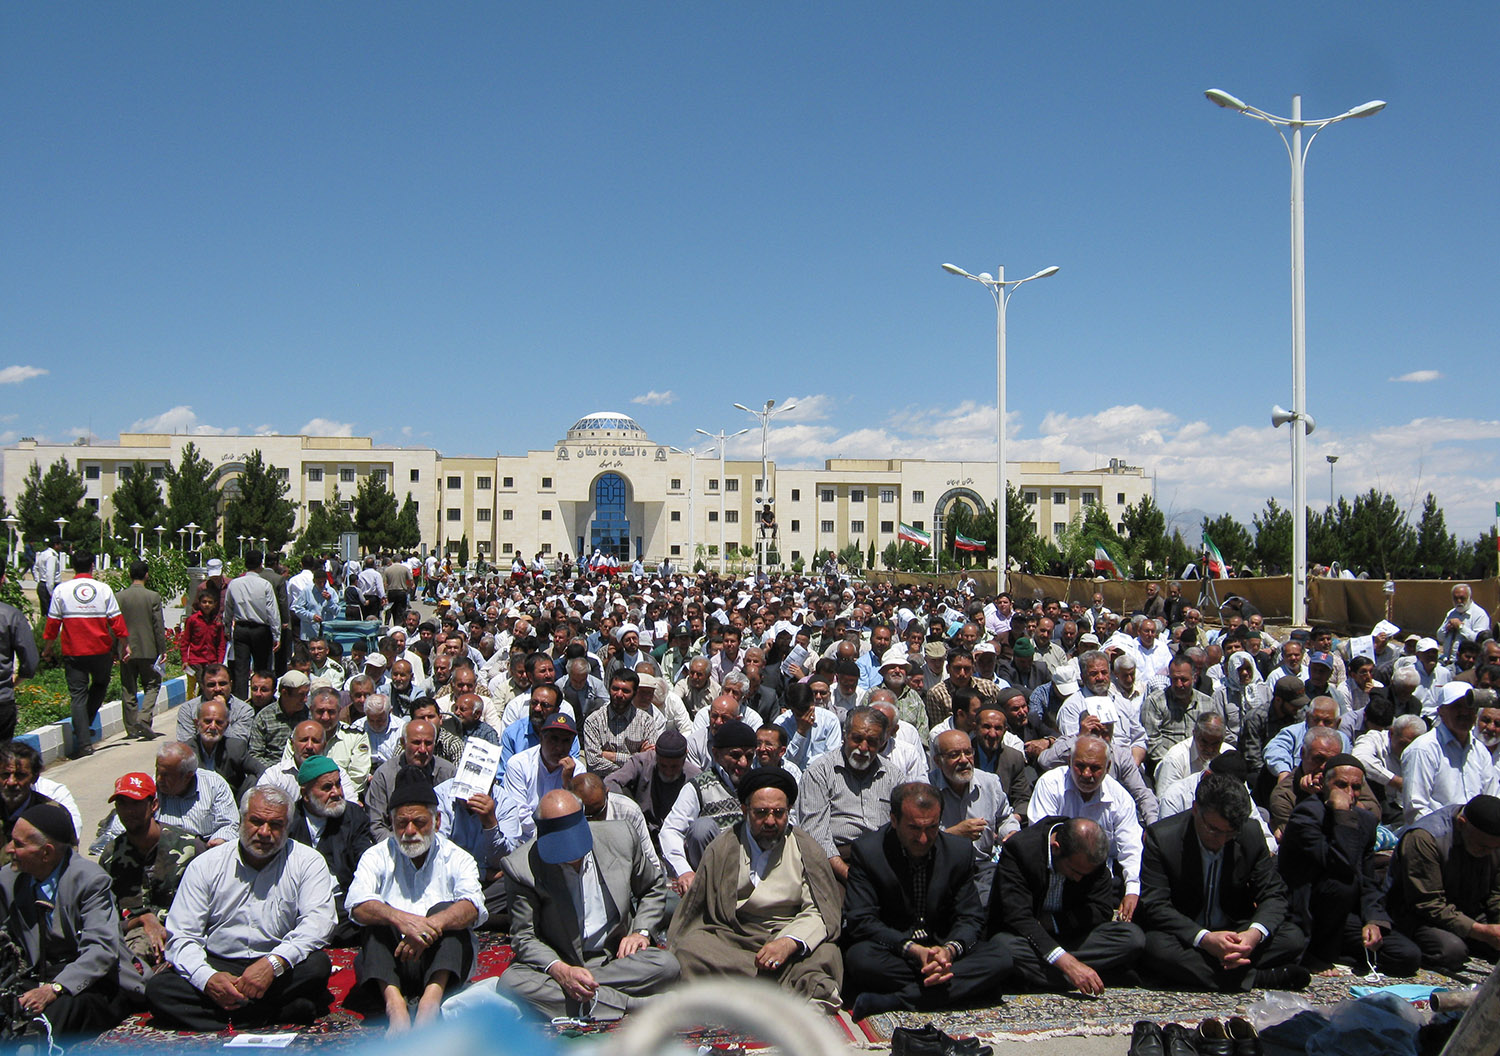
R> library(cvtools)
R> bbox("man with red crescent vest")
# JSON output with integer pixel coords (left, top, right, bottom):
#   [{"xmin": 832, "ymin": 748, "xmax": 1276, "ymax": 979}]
[{"xmin": 43, "ymin": 550, "xmax": 128, "ymax": 759}]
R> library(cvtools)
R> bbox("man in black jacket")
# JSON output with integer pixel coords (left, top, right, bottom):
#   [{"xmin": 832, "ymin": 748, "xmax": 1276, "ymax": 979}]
[
  {"xmin": 1278, "ymin": 754, "xmax": 1419, "ymax": 976},
  {"xmin": 1138, "ymin": 771, "xmax": 1309, "ymax": 991},
  {"xmin": 988, "ymin": 815, "xmax": 1145, "ymax": 994},
  {"xmin": 288, "ymin": 757, "xmax": 373, "ymax": 945},
  {"xmin": 841, "ymin": 781, "xmax": 1014, "ymax": 1019}
]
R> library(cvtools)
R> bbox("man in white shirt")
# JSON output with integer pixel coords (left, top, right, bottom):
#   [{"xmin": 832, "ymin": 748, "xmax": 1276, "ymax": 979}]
[
  {"xmin": 1403, "ymin": 683, "xmax": 1499, "ymax": 825},
  {"xmin": 145, "ymin": 786, "xmax": 337, "ymax": 1030},
  {"xmin": 1438, "ymin": 584, "xmax": 1491, "ymax": 663},
  {"xmin": 346, "ymin": 767, "xmax": 486, "ymax": 1034},
  {"xmin": 1026, "ymin": 735, "xmax": 1144, "ymax": 923}
]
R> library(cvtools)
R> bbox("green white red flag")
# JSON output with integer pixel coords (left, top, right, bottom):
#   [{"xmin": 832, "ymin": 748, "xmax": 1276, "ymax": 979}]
[{"xmin": 899, "ymin": 522, "xmax": 931, "ymax": 548}]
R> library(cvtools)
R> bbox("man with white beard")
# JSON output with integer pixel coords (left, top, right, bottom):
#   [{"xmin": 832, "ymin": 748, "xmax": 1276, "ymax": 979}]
[
  {"xmin": 799, "ymin": 707, "xmax": 908, "ymax": 883},
  {"xmin": 346, "ymin": 767, "xmax": 486, "ymax": 1034},
  {"xmin": 930, "ymin": 729, "xmax": 1018, "ymax": 902},
  {"xmin": 288, "ymin": 757, "xmax": 373, "ymax": 945}
]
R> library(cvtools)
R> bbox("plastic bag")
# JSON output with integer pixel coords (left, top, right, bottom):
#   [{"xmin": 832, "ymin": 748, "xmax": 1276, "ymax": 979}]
[{"xmin": 1247, "ymin": 989, "xmax": 1318, "ymax": 1031}]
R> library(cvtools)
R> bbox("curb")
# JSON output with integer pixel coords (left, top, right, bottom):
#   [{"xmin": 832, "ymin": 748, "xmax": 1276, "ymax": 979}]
[{"xmin": 19, "ymin": 676, "xmax": 190, "ymax": 763}]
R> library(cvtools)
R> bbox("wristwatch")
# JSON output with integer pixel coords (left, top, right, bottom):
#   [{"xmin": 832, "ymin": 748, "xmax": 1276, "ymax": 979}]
[{"xmin": 48, "ymin": 983, "xmax": 64, "ymax": 996}]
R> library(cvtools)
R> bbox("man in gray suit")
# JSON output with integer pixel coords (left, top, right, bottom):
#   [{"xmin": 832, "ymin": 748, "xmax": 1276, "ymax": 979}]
[
  {"xmin": 117, "ymin": 560, "xmax": 168, "ymax": 740},
  {"xmin": 1, "ymin": 803, "xmax": 143, "ymax": 1036},
  {"xmin": 501, "ymin": 789, "xmax": 679, "ymax": 1020}
]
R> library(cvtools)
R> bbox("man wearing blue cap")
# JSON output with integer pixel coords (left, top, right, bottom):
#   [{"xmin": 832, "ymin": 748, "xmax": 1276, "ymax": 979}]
[{"xmin": 501, "ymin": 789, "xmax": 677, "ymax": 1020}]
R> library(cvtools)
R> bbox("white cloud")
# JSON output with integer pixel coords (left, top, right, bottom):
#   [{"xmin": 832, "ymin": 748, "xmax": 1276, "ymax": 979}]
[
  {"xmin": 0, "ymin": 365, "xmax": 47, "ymax": 385},
  {"xmin": 1390, "ymin": 370, "xmax": 1443, "ymax": 383},
  {"xmin": 300, "ymin": 418, "xmax": 356, "ymax": 437},
  {"xmin": 631, "ymin": 390, "xmax": 676, "ymax": 406},
  {"xmin": 128, "ymin": 406, "xmax": 233, "ymax": 435},
  {"xmin": 0, "ymin": 430, "xmax": 18, "ymax": 445}
]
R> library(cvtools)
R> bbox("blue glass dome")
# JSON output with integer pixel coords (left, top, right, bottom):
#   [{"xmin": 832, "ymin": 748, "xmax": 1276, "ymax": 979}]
[{"xmin": 566, "ymin": 412, "xmax": 648, "ymax": 440}]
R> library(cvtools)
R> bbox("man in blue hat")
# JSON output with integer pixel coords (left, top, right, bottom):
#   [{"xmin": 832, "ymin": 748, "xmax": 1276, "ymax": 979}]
[{"xmin": 501, "ymin": 789, "xmax": 677, "ymax": 1020}]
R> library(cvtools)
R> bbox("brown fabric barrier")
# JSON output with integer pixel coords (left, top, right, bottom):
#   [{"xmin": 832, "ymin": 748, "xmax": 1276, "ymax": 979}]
[{"xmin": 862, "ymin": 570, "xmax": 1499, "ymax": 636}]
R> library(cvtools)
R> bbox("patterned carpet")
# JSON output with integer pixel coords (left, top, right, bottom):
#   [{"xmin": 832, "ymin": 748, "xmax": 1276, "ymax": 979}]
[{"xmin": 864, "ymin": 960, "xmax": 1494, "ymax": 1043}]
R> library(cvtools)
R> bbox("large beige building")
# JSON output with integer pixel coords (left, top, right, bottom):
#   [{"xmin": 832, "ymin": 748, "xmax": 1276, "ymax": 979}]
[{"xmin": 3, "ymin": 411, "xmax": 1150, "ymax": 567}]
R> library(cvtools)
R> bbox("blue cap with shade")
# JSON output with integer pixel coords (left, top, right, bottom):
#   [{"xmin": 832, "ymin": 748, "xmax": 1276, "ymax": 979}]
[{"xmin": 536, "ymin": 807, "xmax": 594, "ymax": 864}]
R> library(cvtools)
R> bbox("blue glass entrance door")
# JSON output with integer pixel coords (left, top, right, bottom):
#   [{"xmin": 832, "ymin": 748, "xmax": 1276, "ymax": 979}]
[{"xmin": 590, "ymin": 473, "xmax": 631, "ymax": 561}]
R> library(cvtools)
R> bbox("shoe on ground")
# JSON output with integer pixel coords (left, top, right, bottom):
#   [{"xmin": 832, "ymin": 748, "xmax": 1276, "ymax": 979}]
[
  {"xmin": 1196, "ymin": 1018, "xmax": 1231, "ymax": 1056},
  {"xmin": 67, "ymin": 744, "xmax": 94, "ymax": 759},
  {"xmin": 1226, "ymin": 1016, "xmax": 1260, "ymax": 1056},
  {"xmin": 1130, "ymin": 1020, "xmax": 1165, "ymax": 1056},
  {"xmin": 1256, "ymin": 965, "xmax": 1311, "ymax": 991},
  {"xmin": 1163, "ymin": 1023, "xmax": 1200, "ymax": 1056}
]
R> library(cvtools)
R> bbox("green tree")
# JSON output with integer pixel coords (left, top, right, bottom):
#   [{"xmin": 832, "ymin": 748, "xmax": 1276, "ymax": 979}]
[
  {"xmin": 457, "ymin": 535, "xmax": 470, "ymax": 567},
  {"xmin": 1457, "ymin": 529, "xmax": 1498, "ymax": 580},
  {"xmin": 16, "ymin": 458, "xmax": 99, "ymax": 552},
  {"xmin": 1252, "ymin": 498, "xmax": 1293, "ymax": 574},
  {"xmin": 353, "ymin": 476, "xmax": 399, "ymax": 553},
  {"xmin": 1307, "ymin": 501, "xmax": 1347, "ymax": 571},
  {"xmin": 294, "ymin": 490, "xmax": 354, "ymax": 558},
  {"xmin": 1200, "ymin": 513, "xmax": 1253, "ymax": 570},
  {"xmin": 395, "ymin": 494, "xmax": 422, "ymax": 551},
  {"xmin": 1120, "ymin": 495, "xmax": 1167, "ymax": 573},
  {"xmin": 1413, "ymin": 493, "xmax": 1458, "ymax": 577},
  {"xmin": 1164, "ymin": 529, "xmax": 1194, "ymax": 576},
  {"xmin": 1338, "ymin": 489, "xmax": 1416, "ymax": 577},
  {"xmin": 866, "ymin": 539, "xmax": 876, "ymax": 571},
  {"xmin": 222, "ymin": 451, "xmax": 297, "ymax": 555},
  {"xmin": 839, "ymin": 541, "xmax": 865, "ymax": 571},
  {"xmin": 165, "ymin": 442, "xmax": 221, "ymax": 542},
  {"xmin": 881, "ymin": 541, "xmax": 900, "ymax": 571},
  {"xmin": 110, "ymin": 460, "xmax": 167, "ymax": 541}
]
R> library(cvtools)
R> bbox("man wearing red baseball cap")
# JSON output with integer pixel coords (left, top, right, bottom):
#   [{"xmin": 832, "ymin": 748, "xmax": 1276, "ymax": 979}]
[{"xmin": 98, "ymin": 773, "xmax": 205, "ymax": 974}]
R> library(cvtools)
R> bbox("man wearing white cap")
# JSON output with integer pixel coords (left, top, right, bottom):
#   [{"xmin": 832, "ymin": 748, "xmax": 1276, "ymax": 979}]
[
  {"xmin": 1438, "ymin": 584, "xmax": 1491, "ymax": 664},
  {"xmin": 1403, "ymin": 683, "xmax": 1499, "ymax": 826},
  {"xmin": 1408, "ymin": 638, "xmax": 1452, "ymax": 715},
  {"xmin": 858, "ymin": 649, "xmax": 930, "ymax": 748}
]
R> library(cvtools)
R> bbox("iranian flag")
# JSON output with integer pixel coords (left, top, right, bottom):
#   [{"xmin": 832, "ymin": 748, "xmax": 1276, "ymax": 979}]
[
  {"xmin": 899, "ymin": 522, "xmax": 932, "ymax": 548},
  {"xmin": 1203, "ymin": 534, "xmax": 1227, "ymax": 578},
  {"xmin": 954, "ymin": 532, "xmax": 986, "ymax": 553},
  {"xmin": 1092, "ymin": 544, "xmax": 1123, "ymax": 579}
]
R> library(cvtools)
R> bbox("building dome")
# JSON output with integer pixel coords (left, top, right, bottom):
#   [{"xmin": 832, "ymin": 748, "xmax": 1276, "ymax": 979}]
[{"xmin": 566, "ymin": 412, "xmax": 648, "ymax": 441}]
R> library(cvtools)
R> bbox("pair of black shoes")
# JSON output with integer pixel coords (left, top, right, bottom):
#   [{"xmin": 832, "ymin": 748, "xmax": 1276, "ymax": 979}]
[
  {"xmin": 890, "ymin": 1024, "xmax": 992, "ymax": 1056},
  {"xmin": 1131, "ymin": 1017, "xmax": 1261, "ymax": 1056}
]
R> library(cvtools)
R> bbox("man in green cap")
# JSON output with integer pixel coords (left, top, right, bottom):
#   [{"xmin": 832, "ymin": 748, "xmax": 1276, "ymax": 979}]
[{"xmin": 288, "ymin": 757, "xmax": 373, "ymax": 945}]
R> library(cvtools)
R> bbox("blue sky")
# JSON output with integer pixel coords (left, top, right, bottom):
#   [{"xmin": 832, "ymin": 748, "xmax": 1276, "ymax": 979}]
[{"xmin": 3, "ymin": 3, "xmax": 1496, "ymax": 536}]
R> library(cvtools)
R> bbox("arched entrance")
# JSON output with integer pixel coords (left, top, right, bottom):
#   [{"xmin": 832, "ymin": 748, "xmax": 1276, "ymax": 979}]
[
  {"xmin": 587, "ymin": 472, "xmax": 632, "ymax": 561},
  {"xmin": 933, "ymin": 486, "xmax": 987, "ymax": 555}
]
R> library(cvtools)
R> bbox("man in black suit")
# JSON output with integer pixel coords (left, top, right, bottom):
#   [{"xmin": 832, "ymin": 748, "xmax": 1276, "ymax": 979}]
[
  {"xmin": 841, "ymin": 782, "xmax": 1015, "ymax": 1019},
  {"xmin": 988, "ymin": 815, "xmax": 1146, "ymax": 994},
  {"xmin": 189, "ymin": 698, "xmax": 265, "ymax": 797},
  {"xmin": 288, "ymin": 757, "xmax": 373, "ymax": 945},
  {"xmin": 1278, "ymin": 754, "xmax": 1419, "ymax": 976},
  {"xmin": 1138, "ymin": 771, "xmax": 1310, "ymax": 991}
]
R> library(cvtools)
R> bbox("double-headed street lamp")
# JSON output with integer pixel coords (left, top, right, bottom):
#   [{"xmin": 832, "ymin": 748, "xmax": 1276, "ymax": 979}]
[
  {"xmin": 733, "ymin": 399, "xmax": 798, "ymax": 509},
  {"xmin": 1206, "ymin": 89, "xmax": 1384, "ymax": 625},
  {"xmin": 941, "ymin": 262, "xmax": 1059, "ymax": 581},
  {"xmin": 695, "ymin": 426, "xmax": 750, "ymax": 574}
]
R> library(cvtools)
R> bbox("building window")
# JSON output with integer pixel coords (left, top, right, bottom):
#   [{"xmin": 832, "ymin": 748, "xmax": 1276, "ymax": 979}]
[
  {"xmin": 541, "ymin": 477, "xmax": 552, "ymax": 489},
  {"xmin": 708, "ymin": 479, "xmax": 719, "ymax": 491},
  {"xmin": 502, "ymin": 543, "xmax": 512, "ymax": 554},
  {"xmin": 84, "ymin": 465, "xmax": 100, "ymax": 480},
  {"xmin": 372, "ymin": 469, "xmax": 387, "ymax": 486},
  {"xmin": 726, "ymin": 479, "xmax": 739, "ymax": 492},
  {"xmin": 411, "ymin": 469, "xmax": 420, "ymax": 482},
  {"xmin": 725, "ymin": 510, "xmax": 739, "ymax": 523},
  {"xmin": 1117, "ymin": 492, "xmax": 1126, "ymax": 505},
  {"xmin": 670, "ymin": 511, "xmax": 681, "ymax": 522},
  {"xmin": 670, "ymin": 478, "xmax": 681, "ymax": 490},
  {"xmin": 502, "ymin": 477, "xmax": 514, "ymax": 488},
  {"xmin": 308, "ymin": 468, "xmax": 324, "ymax": 482},
  {"xmin": 150, "ymin": 466, "xmax": 165, "ymax": 480},
  {"xmin": 1024, "ymin": 491, "xmax": 1038, "ymax": 505},
  {"xmin": 1053, "ymin": 491, "xmax": 1068, "ymax": 506},
  {"xmin": 85, "ymin": 497, "xmax": 99, "ymax": 510},
  {"xmin": 477, "ymin": 509, "xmax": 492, "ymax": 522},
  {"xmin": 541, "ymin": 509, "xmax": 552, "ymax": 521},
  {"xmin": 340, "ymin": 500, "xmax": 353, "ymax": 513},
  {"xmin": 478, "ymin": 541, "xmax": 492, "ymax": 554},
  {"xmin": 708, "ymin": 511, "xmax": 719, "ymax": 523},
  {"xmin": 670, "ymin": 545, "xmax": 680, "ymax": 556},
  {"xmin": 850, "ymin": 520, "xmax": 865, "ymax": 534},
  {"xmin": 409, "ymin": 501, "xmax": 418, "ymax": 513},
  {"xmin": 340, "ymin": 468, "xmax": 355, "ymax": 483},
  {"xmin": 118, "ymin": 465, "xmax": 132, "ymax": 480},
  {"xmin": 755, "ymin": 478, "xmax": 764, "ymax": 492},
  {"xmin": 308, "ymin": 500, "xmax": 323, "ymax": 511},
  {"xmin": 912, "ymin": 490, "xmax": 925, "ymax": 504},
  {"xmin": 446, "ymin": 508, "xmax": 461, "ymax": 522},
  {"xmin": 1117, "ymin": 522, "xmax": 1127, "ymax": 534},
  {"xmin": 881, "ymin": 520, "xmax": 894, "ymax": 534},
  {"xmin": 542, "ymin": 544, "xmax": 552, "ymax": 554},
  {"xmin": 850, "ymin": 489, "xmax": 865, "ymax": 503},
  {"xmin": 791, "ymin": 489, "xmax": 800, "ymax": 502},
  {"xmin": 820, "ymin": 520, "xmax": 835, "ymax": 534},
  {"xmin": 447, "ymin": 476, "xmax": 461, "ymax": 489},
  {"xmin": 477, "ymin": 476, "xmax": 492, "ymax": 490},
  {"xmin": 272, "ymin": 467, "xmax": 289, "ymax": 482},
  {"xmin": 791, "ymin": 550, "xmax": 800, "ymax": 562},
  {"xmin": 790, "ymin": 519, "xmax": 800, "ymax": 532},
  {"xmin": 819, "ymin": 489, "xmax": 834, "ymax": 503},
  {"xmin": 912, "ymin": 520, "xmax": 924, "ymax": 531},
  {"xmin": 880, "ymin": 489, "xmax": 895, "ymax": 503},
  {"xmin": 1053, "ymin": 521, "xmax": 1067, "ymax": 539},
  {"xmin": 502, "ymin": 509, "xmax": 513, "ymax": 521},
  {"xmin": 1082, "ymin": 492, "xmax": 1096, "ymax": 507}
]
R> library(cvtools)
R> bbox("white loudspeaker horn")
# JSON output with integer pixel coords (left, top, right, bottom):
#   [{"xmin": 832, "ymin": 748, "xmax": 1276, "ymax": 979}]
[{"xmin": 1270, "ymin": 405, "xmax": 1316, "ymax": 434}]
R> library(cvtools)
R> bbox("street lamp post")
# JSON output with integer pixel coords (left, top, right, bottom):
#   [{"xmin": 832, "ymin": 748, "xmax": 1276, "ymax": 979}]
[
  {"xmin": 130, "ymin": 522, "xmax": 144, "ymax": 556},
  {"xmin": 54, "ymin": 516, "xmax": 67, "ymax": 548},
  {"xmin": 695, "ymin": 427, "xmax": 750, "ymax": 575},
  {"xmin": 1326, "ymin": 455, "xmax": 1339, "ymax": 507},
  {"xmin": 176, "ymin": 527, "xmax": 187, "ymax": 551},
  {"xmin": 154, "ymin": 525, "xmax": 165, "ymax": 554},
  {"xmin": 2, "ymin": 515, "xmax": 16, "ymax": 558},
  {"xmin": 941, "ymin": 262, "xmax": 1060, "ymax": 584},
  {"xmin": 732, "ymin": 399, "xmax": 797, "ymax": 509},
  {"xmin": 668, "ymin": 445, "xmax": 715, "ymax": 572},
  {"xmin": 1206, "ymin": 88, "xmax": 1384, "ymax": 626}
]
